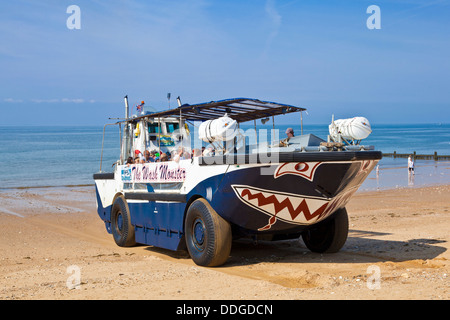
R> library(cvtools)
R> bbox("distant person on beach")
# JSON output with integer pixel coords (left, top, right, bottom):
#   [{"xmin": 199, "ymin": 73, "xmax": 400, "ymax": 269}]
[{"xmin": 408, "ymin": 155, "xmax": 415, "ymax": 175}]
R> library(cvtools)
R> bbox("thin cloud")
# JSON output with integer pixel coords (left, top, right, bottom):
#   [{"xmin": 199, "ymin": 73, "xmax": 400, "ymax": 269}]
[
  {"xmin": 30, "ymin": 98, "xmax": 86, "ymax": 103},
  {"xmin": 61, "ymin": 98, "xmax": 85, "ymax": 103},
  {"xmin": 4, "ymin": 98, "xmax": 23, "ymax": 103},
  {"xmin": 31, "ymin": 99, "xmax": 60, "ymax": 103}
]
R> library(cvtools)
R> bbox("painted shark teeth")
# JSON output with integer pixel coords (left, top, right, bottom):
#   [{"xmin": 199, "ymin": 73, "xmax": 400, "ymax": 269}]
[{"xmin": 232, "ymin": 185, "xmax": 331, "ymax": 230}]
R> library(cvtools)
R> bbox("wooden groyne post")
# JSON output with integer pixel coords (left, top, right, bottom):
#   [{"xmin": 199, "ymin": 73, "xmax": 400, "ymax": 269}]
[{"xmin": 382, "ymin": 152, "xmax": 450, "ymax": 161}]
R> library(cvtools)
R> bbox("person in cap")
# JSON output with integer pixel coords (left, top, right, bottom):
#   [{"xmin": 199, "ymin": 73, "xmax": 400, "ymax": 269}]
[
  {"xmin": 285, "ymin": 128, "xmax": 294, "ymax": 139},
  {"xmin": 278, "ymin": 128, "xmax": 295, "ymax": 147}
]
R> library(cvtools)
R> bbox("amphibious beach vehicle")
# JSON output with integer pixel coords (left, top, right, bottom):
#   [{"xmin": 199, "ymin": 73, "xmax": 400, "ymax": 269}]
[{"xmin": 94, "ymin": 97, "xmax": 382, "ymax": 266}]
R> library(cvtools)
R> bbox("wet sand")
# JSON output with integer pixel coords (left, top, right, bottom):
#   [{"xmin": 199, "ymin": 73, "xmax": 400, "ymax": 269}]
[
  {"xmin": 360, "ymin": 159, "xmax": 450, "ymax": 191},
  {"xmin": 0, "ymin": 184, "xmax": 448, "ymax": 300}
]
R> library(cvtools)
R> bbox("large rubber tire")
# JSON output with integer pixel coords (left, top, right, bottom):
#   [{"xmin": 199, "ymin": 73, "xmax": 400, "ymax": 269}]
[
  {"xmin": 185, "ymin": 198, "xmax": 232, "ymax": 267},
  {"xmin": 301, "ymin": 207, "xmax": 349, "ymax": 253},
  {"xmin": 111, "ymin": 196, "xmax": 136, "ymax": 247}
]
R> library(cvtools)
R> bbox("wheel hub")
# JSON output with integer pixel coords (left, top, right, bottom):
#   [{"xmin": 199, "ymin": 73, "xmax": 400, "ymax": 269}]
[{"xmin": 192, "ymin": 218, "xmax": 205, "ymax": 251}]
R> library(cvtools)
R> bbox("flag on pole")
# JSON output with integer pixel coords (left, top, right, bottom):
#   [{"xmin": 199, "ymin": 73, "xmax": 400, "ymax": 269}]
[{"xmin": 136, "ymin": 101, "xmax": 145, "ymax": 113}]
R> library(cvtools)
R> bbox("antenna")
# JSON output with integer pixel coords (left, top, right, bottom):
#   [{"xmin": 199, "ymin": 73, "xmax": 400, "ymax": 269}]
[{"xmin": 167, "ymin": 93, "xmax": 171, "ymax": 109}]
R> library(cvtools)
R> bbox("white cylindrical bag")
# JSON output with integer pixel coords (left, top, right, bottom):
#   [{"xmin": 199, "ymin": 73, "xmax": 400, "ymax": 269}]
[
  {"xmin": 329, "ymin": 117, "xmax": 372, "ymax": 141},
  {"xmin": 198, "ymin": 115, "xmax": 238, "ymax": 143}
]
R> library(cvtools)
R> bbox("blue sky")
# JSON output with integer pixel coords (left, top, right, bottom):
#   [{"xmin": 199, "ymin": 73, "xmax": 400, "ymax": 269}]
[{"xmin": 1, "ymin": 0, "xmax": 449, "ymax": 125}]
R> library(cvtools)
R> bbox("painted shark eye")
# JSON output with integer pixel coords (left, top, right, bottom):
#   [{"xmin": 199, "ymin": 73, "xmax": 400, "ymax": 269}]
[
  {"xmin": 274, "ymin": 162, "xmax": 321, "ymax": 181},
  {"xmin": 295, "ymin": 162, "xmax": 308, "ymax": 172}
]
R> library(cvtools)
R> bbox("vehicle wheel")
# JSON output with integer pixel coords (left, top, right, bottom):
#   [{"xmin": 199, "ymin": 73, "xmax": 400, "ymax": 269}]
[
  {"xmin": 111, "ymin": 196, "xmax": 136, "ymax": 247},
  {"xmin": 301, "ymin": 207, "xmax": 348, "ymax": 253},
  {"xmin": 185, "ymin": 198, "xmax": 232, "ymax": 267}
]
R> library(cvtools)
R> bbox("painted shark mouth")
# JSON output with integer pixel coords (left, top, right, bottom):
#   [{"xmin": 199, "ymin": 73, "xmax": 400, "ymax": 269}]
[
  {"xmin": 232, "ymin": 185, "xmax": 360, "ymax": 231},
  {"xmin": 231, "ymin": 160, "xmax": 377, "ymax": 230},
  {"xmin": 231, "ymin": 185, "xmax": 332, "ymax": 230}
]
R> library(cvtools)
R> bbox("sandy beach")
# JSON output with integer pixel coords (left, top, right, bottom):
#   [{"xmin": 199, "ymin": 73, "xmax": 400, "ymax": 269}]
[{"xmin": 0, "ymin": 182, "xmax": 448, "ymax": 300}]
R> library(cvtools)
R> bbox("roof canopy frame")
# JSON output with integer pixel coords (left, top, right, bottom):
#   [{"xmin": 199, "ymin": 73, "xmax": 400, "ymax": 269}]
[{"xmin": 124, "ymin": 98, "xmax": 306, "ymax": 124}]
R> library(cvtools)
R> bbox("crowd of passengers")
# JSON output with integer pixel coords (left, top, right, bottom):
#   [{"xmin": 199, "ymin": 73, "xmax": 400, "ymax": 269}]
[{"xmin": 126, "ymin": 146, "xmax": 211, "ymax": 165}]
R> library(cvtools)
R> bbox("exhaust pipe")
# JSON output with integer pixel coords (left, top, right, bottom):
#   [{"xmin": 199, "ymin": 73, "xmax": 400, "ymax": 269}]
[{"xmin": 124, "ymin": 95, "xmax": 129, "ymax": 119}]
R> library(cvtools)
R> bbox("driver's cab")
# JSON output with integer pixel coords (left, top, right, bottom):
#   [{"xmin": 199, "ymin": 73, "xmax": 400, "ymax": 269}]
[{"xmin": 120, "ymin": 117, "xmax": 190, "ymax": 164}]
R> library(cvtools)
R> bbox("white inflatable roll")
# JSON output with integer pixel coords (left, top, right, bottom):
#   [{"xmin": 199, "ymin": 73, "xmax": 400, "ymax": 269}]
[
  {"xmin": 329, "ymin": 117, "xmax": 372, "ymax": 141},
  {"xmin": 198, "ymin": 115, "xmax": 238, "ymax": 143}
]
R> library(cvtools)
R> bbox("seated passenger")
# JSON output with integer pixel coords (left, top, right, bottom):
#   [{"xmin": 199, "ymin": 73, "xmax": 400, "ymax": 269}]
[
  {"xmin": 183, "ymin": 151, "xmax": 191, "ymax": 159},
  {"xmin": 160, "ymin": 153, "xmax": 168, "ymax": 162},
  {"xmin": 144, "ymin": 150, "xmax": 154, "ymax": 163},
  {"xmin": 173, "ymin": 146, "xmax": 184, "ymax": 162},
  {"xmin": 192, "ymin": 148, "xmax": 202, "ymax": 157},
  {"xmin": 278, "ymin": 127, "xmax": 294, "ymax": 147},
  {"xmin": 126, "ymin": 157, "xmax": 133, "ymax": 166}
]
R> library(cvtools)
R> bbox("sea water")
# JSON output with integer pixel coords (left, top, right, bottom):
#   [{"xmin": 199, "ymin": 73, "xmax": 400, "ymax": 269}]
[
  {"xmin": 0, "ymin": 126, "xmax": 120, "ymax": 189},
  {"xmin": 0, "ymin": 123, "xmax": 449, "ymax": 190}
]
